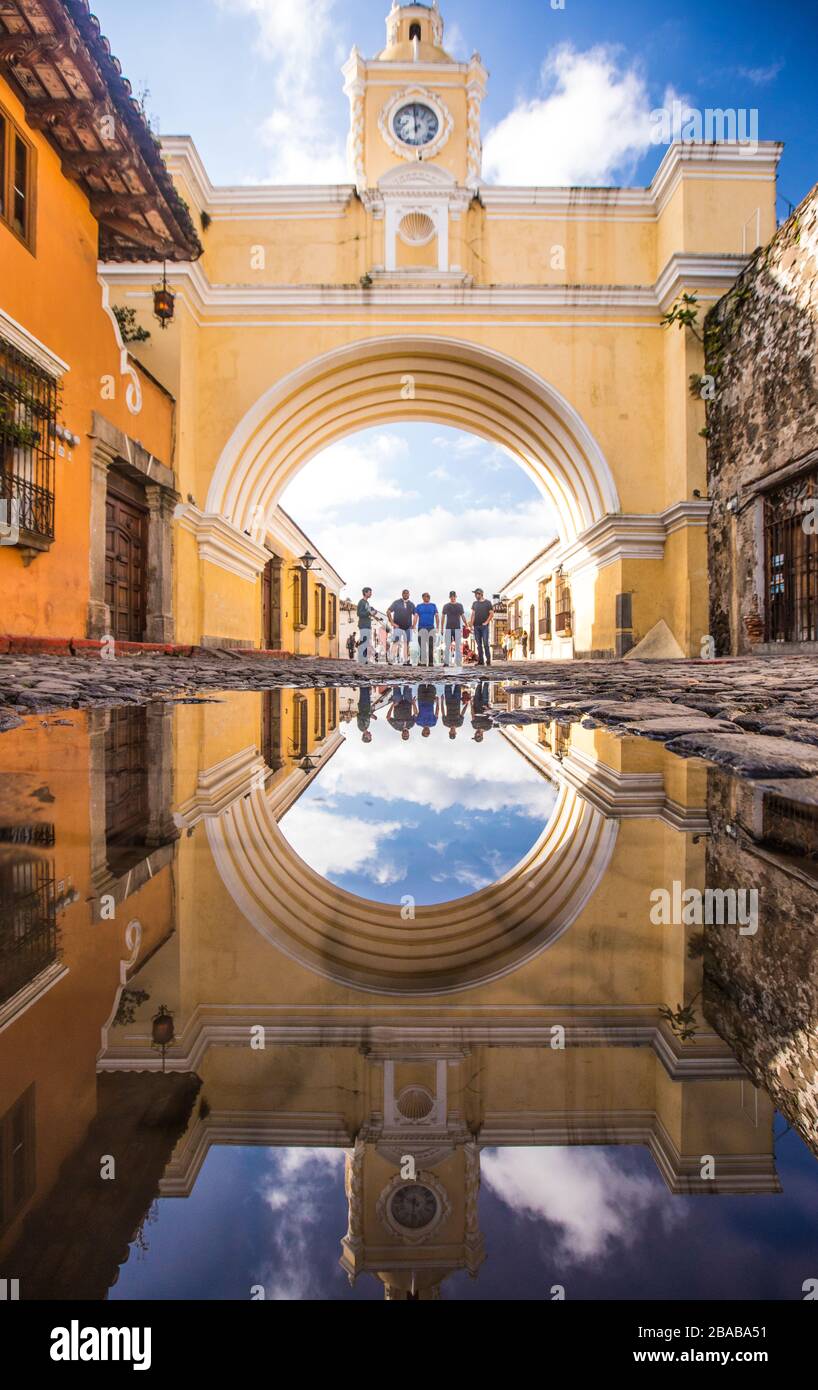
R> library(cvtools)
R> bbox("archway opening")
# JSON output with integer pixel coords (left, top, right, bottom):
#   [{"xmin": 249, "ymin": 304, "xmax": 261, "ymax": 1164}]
[
  {"xmin": 279, "ymin": 420, "xmax": 558, "ymax": 635},
  {"xmin": 277, "ymin": 702, "xmax": 561, "ymax": 906}
]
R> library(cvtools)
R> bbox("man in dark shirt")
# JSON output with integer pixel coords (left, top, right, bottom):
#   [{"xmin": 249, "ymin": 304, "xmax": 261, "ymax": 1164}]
[
  {"xmin": 471, "ymin": 679, "xmax": 493, "ymax": 742},
  {"xmin": 442, "ymin": 683, "xmax": 465, "ymax": 739},
  {"xmin": 387, "ymin": 589, "xmax": 416, "ymax": 665},
  {"xmin": 441, "ymin": 590, "xmax": 465, "ymax": 667},
  {"xmin": 470, "ymin": 589, "xmax": 494, "ymax": 666},
  {"xmin": 357, "ymin": 685, "xmax": 374, "ymax": 742},
  {"xmin": 356, "ymin": 587, "xmax": 374, "ymax": 663},
  {"xmin": 387, "ymin": 685, "xmax": 417, "ymax": 740}
]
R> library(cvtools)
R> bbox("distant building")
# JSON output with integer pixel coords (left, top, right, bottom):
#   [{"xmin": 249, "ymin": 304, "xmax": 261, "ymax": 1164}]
[{"xmin": 494, "ymin": 539, "xmax": 576, "ymax": 660}]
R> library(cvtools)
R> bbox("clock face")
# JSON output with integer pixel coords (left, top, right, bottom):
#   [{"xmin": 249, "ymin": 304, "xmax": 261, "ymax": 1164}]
[
  {"xmin": 389, "ymin": 1183, "xmax": 438, "ymax": 1230},
  {"xmin": 393, "ymin": 102, "xmax": 440, "ymax": 147}
]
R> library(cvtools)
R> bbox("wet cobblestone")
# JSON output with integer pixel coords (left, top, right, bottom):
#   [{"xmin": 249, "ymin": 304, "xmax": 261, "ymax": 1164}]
[{"xmin": 1, "ymin": 650, "xmax": 817, "ymax": 777}]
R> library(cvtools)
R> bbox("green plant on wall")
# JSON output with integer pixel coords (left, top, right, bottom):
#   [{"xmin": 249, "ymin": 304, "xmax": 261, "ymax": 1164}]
[
  {"xmin": 0, "ymin": 398, "xmax": 40, "ymax": 449},
  {"xmin": 112, "ymin": 305, "xmax": 152, "ymax": 344}
]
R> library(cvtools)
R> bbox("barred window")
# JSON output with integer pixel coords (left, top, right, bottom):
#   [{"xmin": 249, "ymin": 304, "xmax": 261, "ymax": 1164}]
[
  {"xmin": 291, "ymin": 694, "xmax": 309, "ymax": 756},
  {"xmin": 0, "ymin": 336, "xmax": 57, "ymax": 546},
  {"xmin": 764, "ymin": 470, "xmax": 818, "ymax": 644},
  {"xmin": 0, "ymin": 855, "xmax": 57, "ymax": 1009}
]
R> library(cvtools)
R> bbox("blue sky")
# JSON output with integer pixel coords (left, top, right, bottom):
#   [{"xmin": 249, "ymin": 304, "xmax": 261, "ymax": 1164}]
[
  {"xmin": 278, "ymin": 686, "xmax": 559, "ymax": 904},
  {"xmin": 97, "ymin": 0, "xmax": 817, "ymax": 207},
  {"xmin": 109, "ymin": 1126, "xmax": 818, "ymax": 1300},
  {"xmin": 92, "ymin": 1, "xmax": 818, "ymax": 594}
]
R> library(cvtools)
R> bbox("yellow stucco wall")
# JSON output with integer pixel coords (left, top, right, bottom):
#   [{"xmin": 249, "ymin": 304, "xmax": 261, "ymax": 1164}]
[{"xmin": 0, "ymin": 74, "xmax": 175, "ymax": 640}]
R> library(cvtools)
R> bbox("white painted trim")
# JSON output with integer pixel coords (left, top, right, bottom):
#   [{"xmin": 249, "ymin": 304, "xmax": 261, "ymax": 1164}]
[
  {"xmin": 161, "ymin": 134, "xmax": 782, "ymax": 226},
  {"xmin": 173, "ymin": 746, "xmax": 266, "ymax": 829},
  {"xmin": 0, "ymin": 305, "xmax": 70, "ymax": 378},
  {"xmin": 98, "ymin": 277, "xmax": 142, "ymax": 415},
  {"xmin": 0, "ymin": 961, "xmax": 69, "ymax": 1034},
  {"xmin": 98, "ymin": 253, "xmax": 748, "ymax": 319},
  {"xmin": 175, "ymin": 501, "xmax": 269, "ymax": 581},
  {"xmin": 550, "ymin": 500, "xmax": 712, "ymax": 579}
]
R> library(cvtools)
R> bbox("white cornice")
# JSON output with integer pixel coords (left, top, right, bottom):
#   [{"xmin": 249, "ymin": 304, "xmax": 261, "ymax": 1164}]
[
  {"xmin": 0, "ymin": 305, "xmax": 70, "ymax": 378},
  {"xmin": 655, "ymin": 253, "xmax": 750, "ymax": 311},
  {"xmin": 649, "ymin": 140, "xmax": 783, "ymax": 215},
  {"xmin": 175, "ymin": 502, "xmax": 269, "ymax": 580},
  {"xmin": 161, "ymin": 136, "xmax": 782, "ymax": 227},
  {"xmin": 505, "ymin": 500, "xmax": 712, "ymax": 584},
  {"xmin": 99, "ymin": 254, "xmax": 748, "ymax": 322},
  {"xmin": 161, "ymin": 136, "xmax": 355, "ymax": 220}
]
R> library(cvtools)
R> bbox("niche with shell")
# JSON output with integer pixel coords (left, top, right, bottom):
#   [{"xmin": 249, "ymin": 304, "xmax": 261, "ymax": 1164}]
[{"xmin": 395, "ymin": 209, "xmax": 439, "ymax": 270}]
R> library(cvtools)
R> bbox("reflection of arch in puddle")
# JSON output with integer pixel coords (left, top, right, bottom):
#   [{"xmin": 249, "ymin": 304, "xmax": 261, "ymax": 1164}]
[{"xmin": 206, "ymin": 776, "xmax": 618, "ymax": 995}]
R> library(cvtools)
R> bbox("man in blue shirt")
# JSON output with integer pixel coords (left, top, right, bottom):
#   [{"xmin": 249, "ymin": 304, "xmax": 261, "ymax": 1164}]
[
  {"xmin": 415, "ymin": 591, "xmax": 439, "ymax": 666},
  {"xmin": 416, "ymin": 682, "xmax": 439, "ymax": 737}
]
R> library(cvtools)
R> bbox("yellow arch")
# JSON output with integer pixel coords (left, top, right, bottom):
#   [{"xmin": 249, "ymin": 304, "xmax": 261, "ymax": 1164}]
[{"xmin": 206, "ymin": 336, "xmax": 621, "ymax": 545}]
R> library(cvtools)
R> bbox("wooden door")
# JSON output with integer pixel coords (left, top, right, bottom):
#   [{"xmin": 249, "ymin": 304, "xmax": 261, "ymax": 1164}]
[
  {"xmin": 105, "ymin": 483, "xmax": 147, "ymax": 642},
  {"xmin": 105, "ymin": 707, "xmax": 149, "ymax": 876}
]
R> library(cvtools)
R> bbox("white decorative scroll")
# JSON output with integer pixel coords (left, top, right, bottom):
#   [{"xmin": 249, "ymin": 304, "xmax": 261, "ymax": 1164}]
[{"xmin": 98, "ymin": 275, "xmax": 143, "ymax": 415}]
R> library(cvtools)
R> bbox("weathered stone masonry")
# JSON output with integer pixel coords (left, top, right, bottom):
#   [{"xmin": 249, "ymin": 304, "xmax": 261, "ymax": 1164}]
[{"xmin": 706, "ymin": 184, "xmax": 818, "ymax": 655}]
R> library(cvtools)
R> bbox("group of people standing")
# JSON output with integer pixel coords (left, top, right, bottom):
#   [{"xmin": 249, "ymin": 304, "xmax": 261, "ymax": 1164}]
[
  {"xmin": 355, "ymin": 587, "xmax": 494, "ymax": 667},
  {"xmin": 354, "ymin": 682, "xmax": 493, "ymax": 742}
]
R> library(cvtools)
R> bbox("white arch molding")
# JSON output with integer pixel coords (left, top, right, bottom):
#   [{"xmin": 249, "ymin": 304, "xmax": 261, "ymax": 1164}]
[
  {"xmin": 205, "ymin": 777, "xmax": 618, "ymax": 995},
  {"xmin": 205, "ymin": 337, "xmax": 621, "ymax": 546}
]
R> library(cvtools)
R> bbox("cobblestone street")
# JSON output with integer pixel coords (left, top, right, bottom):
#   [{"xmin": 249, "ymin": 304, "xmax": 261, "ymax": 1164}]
[{"xmin": 2, "ymin": 650, "xmax": 817, "ymax": 781}]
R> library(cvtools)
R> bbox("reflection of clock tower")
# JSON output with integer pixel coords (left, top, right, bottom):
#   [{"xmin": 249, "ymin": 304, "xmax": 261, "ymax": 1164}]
[
  {"xmin": 343, "ymin": 2, "xmax": 487, "ymax": 276},
  {"xmin": 340, "ymin": 1052, "xmax": 486, "ymax": 1299}
]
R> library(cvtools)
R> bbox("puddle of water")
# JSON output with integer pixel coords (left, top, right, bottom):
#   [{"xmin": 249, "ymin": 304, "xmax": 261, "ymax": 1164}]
[{"xmin": 0, "ymin": 683, "xmax": 816, "ymax": 1302}]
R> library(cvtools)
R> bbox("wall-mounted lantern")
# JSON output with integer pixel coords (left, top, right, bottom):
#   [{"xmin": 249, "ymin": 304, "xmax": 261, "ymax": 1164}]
[
  {"xmin": 153, "ymin": 263, "xmax": 175, "ymax": 329},
  {"xmin": 151, "ymin": 1004, "xmax": 175, "ymax": 1071}
]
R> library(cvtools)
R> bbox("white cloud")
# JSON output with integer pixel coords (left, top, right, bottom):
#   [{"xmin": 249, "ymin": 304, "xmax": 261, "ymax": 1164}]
[
  {"xmin": 215, "ymin": 0, "xmax": 347, "ymax": 182},
  {"xmin": 301, "ymin": 723, "xmax": 559, "ymax": 821},
  {"xmin": 483, "ymin": 45, "xmax": 659, "ymax": 185},
  {"xmin": 738, "ymin": 61, "xmax": 783, "ymax": 85},
  {"xmin": 481, "ymin": 1147, "xmax": 678, "ymax": 1264},
  {"xmin": 279, "ymin": 803, "xmax": 406, "ymax": 884},
  {"xmin": 257, "ymin": 1148, "xmax": 343, "ymax": 1300},
  {"xmin": 442, "ymin": 20, "xmax": 470, "ymax": 62},
  {"xmin": 281, "ymin": 433, "xmax": 412, "ymax": 520},
  {"xmin": 295, "ymin": 499, "xmax": 558, "ymax": 607}
]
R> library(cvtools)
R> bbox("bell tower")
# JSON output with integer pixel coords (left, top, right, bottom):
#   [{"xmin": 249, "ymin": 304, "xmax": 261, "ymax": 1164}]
[{"xmin": 342, "ymin": 3, "xmax": 487, "ymax": 277}]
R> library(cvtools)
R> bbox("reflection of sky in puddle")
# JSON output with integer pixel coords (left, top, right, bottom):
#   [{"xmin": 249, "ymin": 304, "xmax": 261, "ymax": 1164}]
[
  {"xmin": 278, "ymin": 683, "xmax": 558, "ymax": 905},
  {"xmin": 109, "ymin": 1130, "xmax": 818, "ymax": 1301}
]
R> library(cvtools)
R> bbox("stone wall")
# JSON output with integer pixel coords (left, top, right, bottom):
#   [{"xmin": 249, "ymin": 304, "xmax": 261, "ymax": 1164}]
[
  {"xmin": 705, "ymin": 185, "xmax": 818, "ymax": 654},
  {"xmin": 703, "ymin": 767, "xmax": 818, "ymax": 1157}
]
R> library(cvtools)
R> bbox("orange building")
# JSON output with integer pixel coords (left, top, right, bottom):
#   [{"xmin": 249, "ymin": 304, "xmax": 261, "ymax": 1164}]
[{"xmin": 0, "ymin": 0, "xmax": 200, "ymax": 643}]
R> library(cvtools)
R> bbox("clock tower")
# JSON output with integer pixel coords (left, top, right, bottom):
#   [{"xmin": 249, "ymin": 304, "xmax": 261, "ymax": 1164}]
[{"xmin": 343, "ymin": 2, "xmax": 488, "ymax": 276}]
